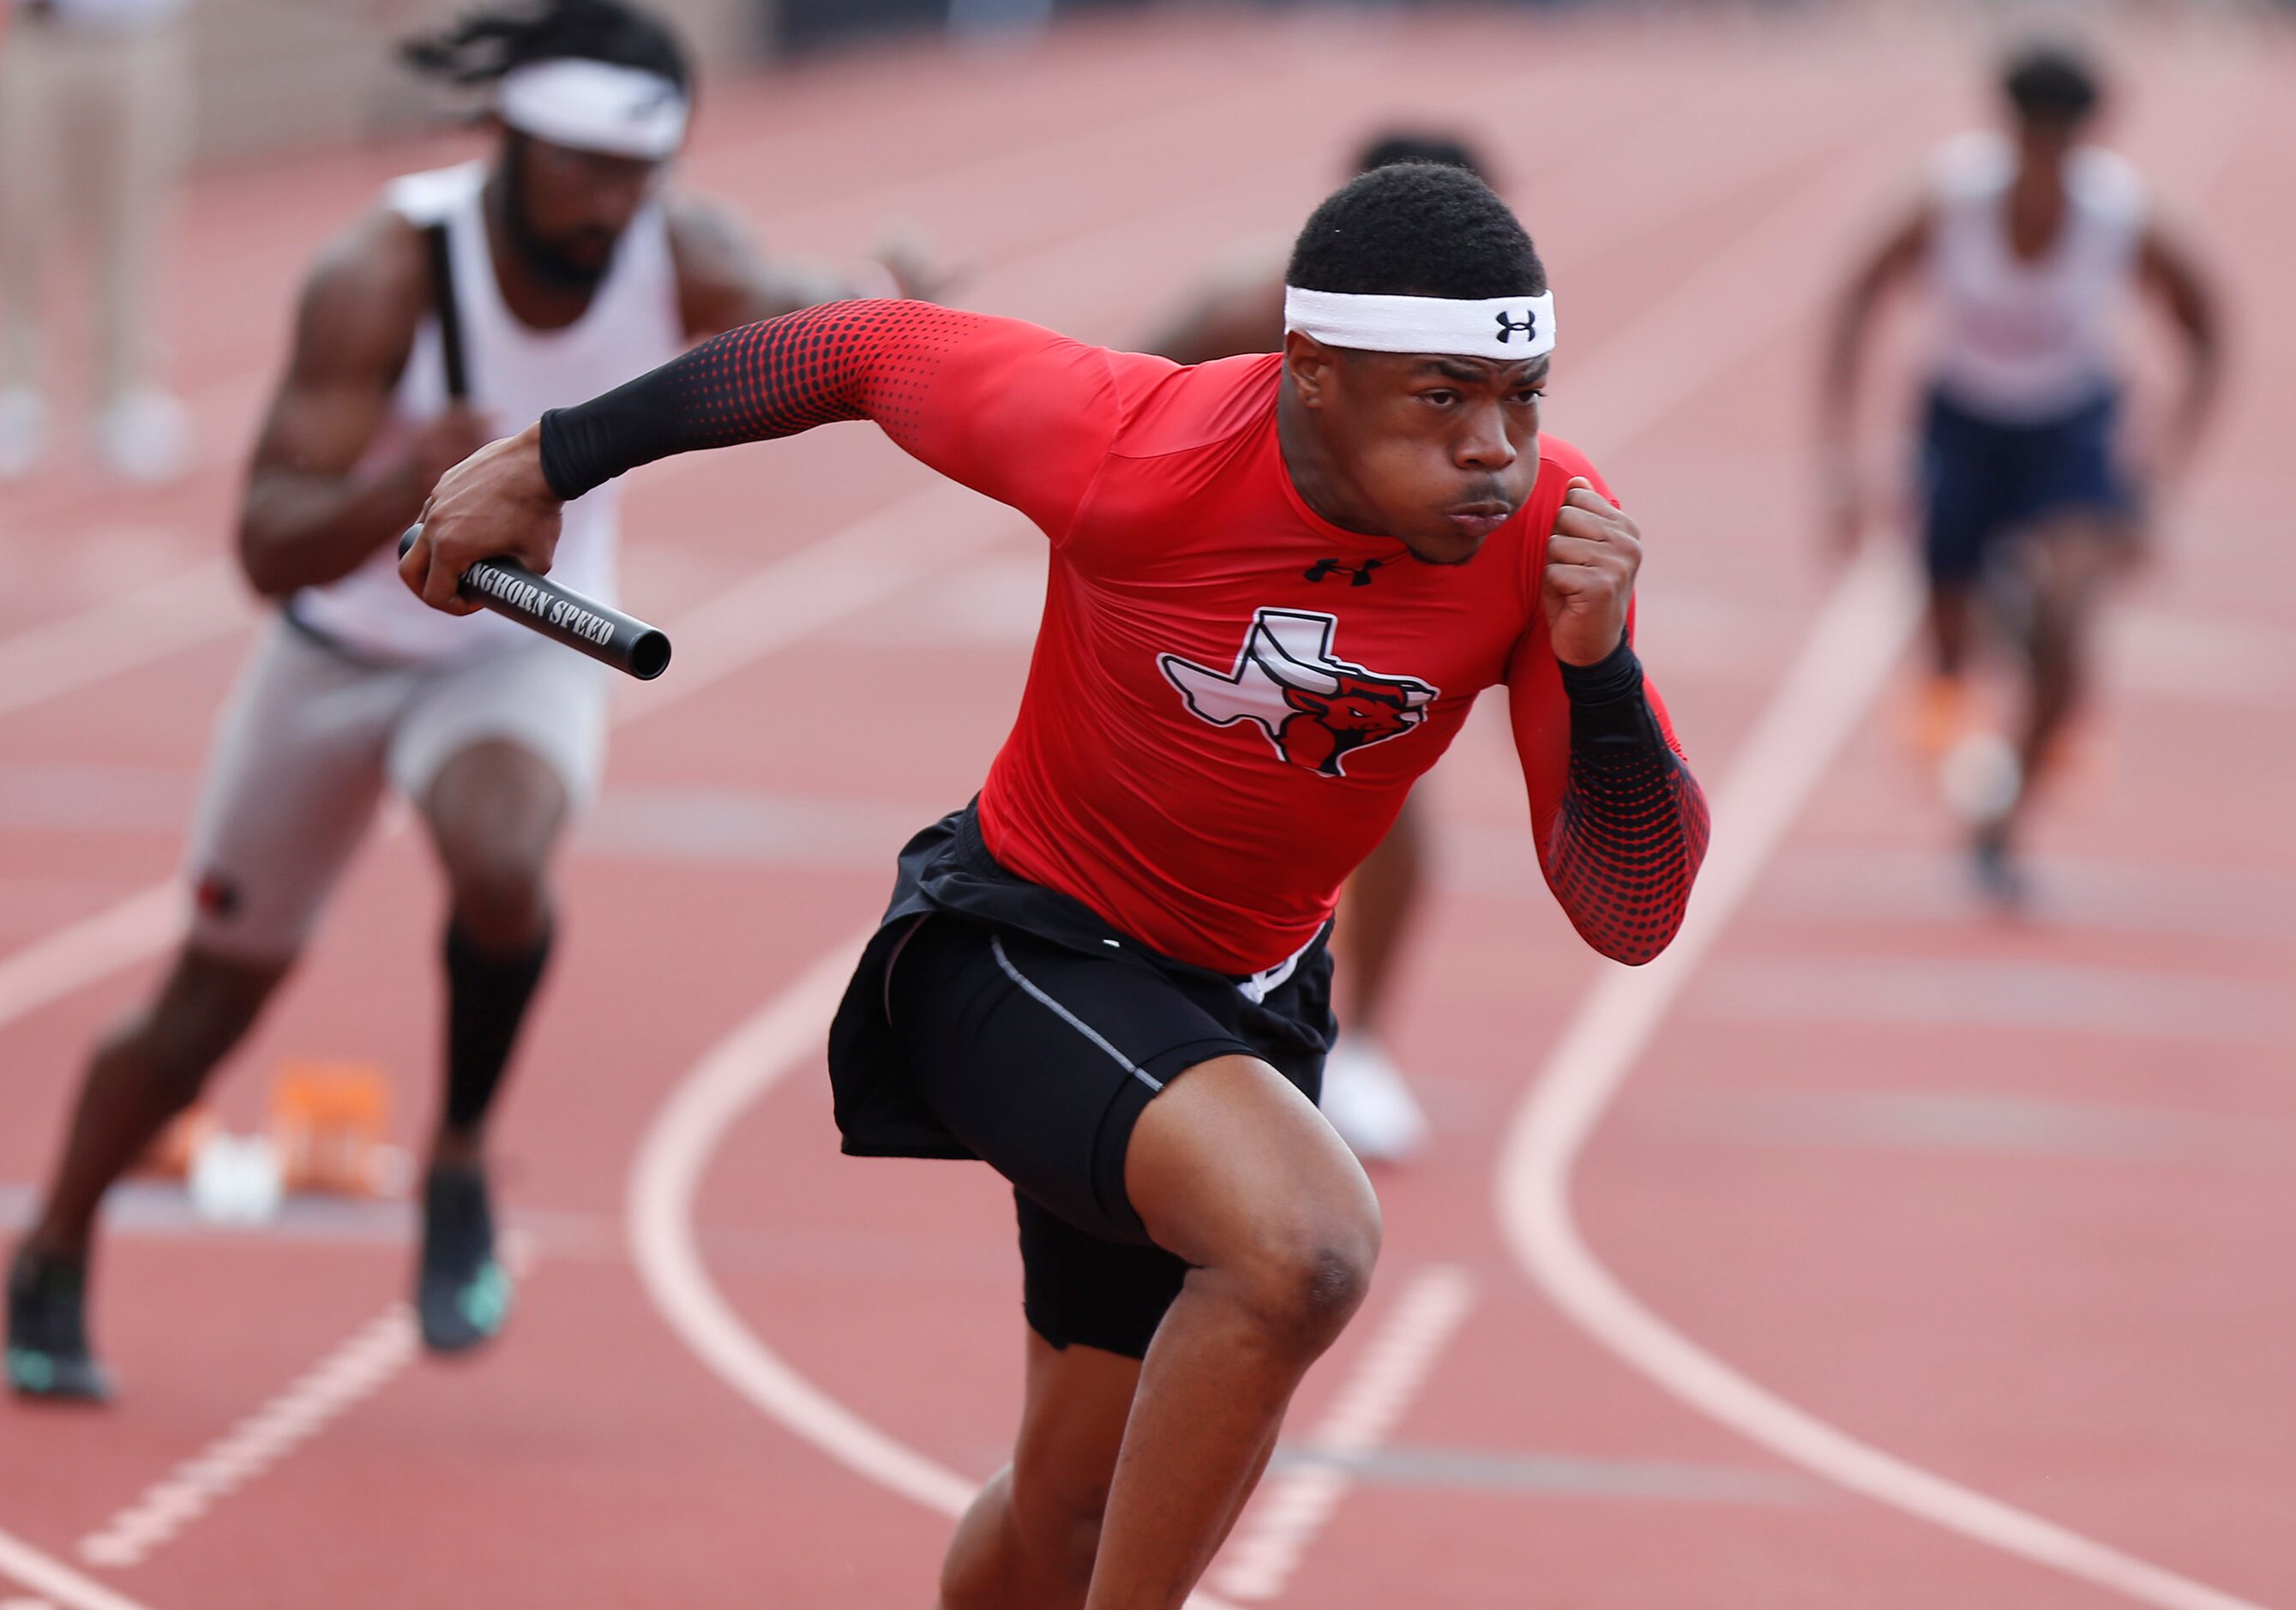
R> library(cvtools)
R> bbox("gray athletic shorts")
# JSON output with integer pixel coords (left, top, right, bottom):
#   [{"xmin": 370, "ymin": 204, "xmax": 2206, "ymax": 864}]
[{"xmin": 183, "ymin": 616, "xmax": 607, "ymax": 962}]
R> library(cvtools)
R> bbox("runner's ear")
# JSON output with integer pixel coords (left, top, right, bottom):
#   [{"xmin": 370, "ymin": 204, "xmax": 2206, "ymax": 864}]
[{"xmin": 1283, "ymin": 329, "xmax": 1336, "ymax": 407}]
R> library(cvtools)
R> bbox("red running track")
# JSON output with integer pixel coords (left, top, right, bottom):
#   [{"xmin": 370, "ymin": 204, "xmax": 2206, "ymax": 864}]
[{"xmin": 3, "ymin": 11, "xmax": 2293, "ymax": 1608}]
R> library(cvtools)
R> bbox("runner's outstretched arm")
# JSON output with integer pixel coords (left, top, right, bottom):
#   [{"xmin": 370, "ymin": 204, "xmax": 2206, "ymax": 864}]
[{"xmin": 402, "ymin": 303, "xmax": 1136, "ymax": 610}]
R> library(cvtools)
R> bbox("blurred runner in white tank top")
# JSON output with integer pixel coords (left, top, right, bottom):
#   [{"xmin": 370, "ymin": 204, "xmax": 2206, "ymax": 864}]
[
  {"xmin": 1821, "ymin": 40, "xmax": 2221, "ymax": 906},
  {"xmin": 7, "ymin": 0, "xmax": 951, "ymax": 1401}
]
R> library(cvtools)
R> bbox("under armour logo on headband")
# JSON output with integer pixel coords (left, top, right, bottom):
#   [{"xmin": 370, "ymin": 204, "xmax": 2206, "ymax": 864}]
[
  {"xmin": 1494, "ymin": 309, "xmax": 1539, "ymax": 344},
  {"xmin": 1283, "ymin": 286, "xmax": 1557, "ymax": 361}
]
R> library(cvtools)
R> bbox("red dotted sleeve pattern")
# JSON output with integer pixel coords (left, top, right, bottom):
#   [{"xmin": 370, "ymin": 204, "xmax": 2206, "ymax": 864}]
[
  {"xmin": 1541, "ymin": 658, "xmax": 1710, "ymax": 966},
  {"xmin": 538, "ymin": 302, "xmax": 1119, "ymax": 536},
  {"xmin": 646, "ymin": 300, "xmax": 973, "ymax": 447},
  {"xmin": 1503, "ymin": 446, "xmax": 1708, "ymax": 964}
]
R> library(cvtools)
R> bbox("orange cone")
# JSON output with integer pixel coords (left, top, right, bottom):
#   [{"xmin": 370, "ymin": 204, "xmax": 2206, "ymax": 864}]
[{"xmin": 268, "ymin": 1062, "xmax": 395, "ymax": 1198}]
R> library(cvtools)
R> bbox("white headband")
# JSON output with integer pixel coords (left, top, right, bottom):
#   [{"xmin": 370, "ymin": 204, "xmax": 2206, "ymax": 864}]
[
  {"xmin": 1283, "ymin": 286, "xmax": 1556, "ymax": 361},
  {"xmin": 498, "ymin": 59, "xmax": 688, "ymax": 161}
]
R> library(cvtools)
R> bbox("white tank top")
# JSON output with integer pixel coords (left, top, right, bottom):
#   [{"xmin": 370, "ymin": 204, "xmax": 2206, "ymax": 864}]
[
  {"xmin": 1925, "ymin": 131, "xmax": 2147, "ymax": 424},
  {"xmin": 292, "ymin": 161, "xmax": 683, "ymax": 662}
]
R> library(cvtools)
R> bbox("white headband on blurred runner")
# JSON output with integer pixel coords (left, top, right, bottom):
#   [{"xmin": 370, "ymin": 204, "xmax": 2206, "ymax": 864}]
[
  {"xmin": 498, "ymin": 59, "xmax": 689, "ymax": 160},
  {"xmin": 1283, "ymin": 287, "xmax": 1556, "ymax": 361}
]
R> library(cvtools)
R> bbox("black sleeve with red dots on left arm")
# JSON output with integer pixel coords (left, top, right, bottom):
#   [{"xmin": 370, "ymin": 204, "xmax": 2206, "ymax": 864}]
[
  {"xmin": 537, "ymin": 301, "xmax": 1124, "ymax": 540},
  {"xmin": 1506, "ymin": 624, "xmax": 1711, "ymax": 966}
]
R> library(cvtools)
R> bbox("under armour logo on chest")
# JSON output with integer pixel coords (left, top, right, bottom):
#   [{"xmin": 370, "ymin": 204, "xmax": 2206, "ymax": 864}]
[
  {"xmin": 1304, "ymin": 558, "xmax": 1386, "ymax": 587},
  {"xmin": 1494, "ymin": 309, "xmax": 1539, "ymax": 343}
]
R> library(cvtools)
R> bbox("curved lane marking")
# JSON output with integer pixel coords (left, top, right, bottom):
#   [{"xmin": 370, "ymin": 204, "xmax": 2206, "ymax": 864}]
[
  {"xmin": 627, "ymin": 928, "xmax": 1251, "ymax": 1610},
  {"xmin": 1497, "ymin": 546, "xmax": 2274, "ymax": 1610}
]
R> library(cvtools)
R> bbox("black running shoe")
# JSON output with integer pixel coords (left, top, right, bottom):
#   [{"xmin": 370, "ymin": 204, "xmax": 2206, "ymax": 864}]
[
  {"xmin": 417, "ymin": 1164, "xmax": 512, "ymax": 1355},
  {"xmin": 7, "ymin": 1245, "xmax": 112, "ymax": 1403}
]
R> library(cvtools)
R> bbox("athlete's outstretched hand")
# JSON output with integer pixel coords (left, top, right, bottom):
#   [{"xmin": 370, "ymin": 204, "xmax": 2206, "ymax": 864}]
[
  {"xmin": 1542, "ymin": 477, "xmax": 1640, "ymax": 666},
  {"xmin": 399, "ymin": 422, "xmax": 563, "ymax": 616}
]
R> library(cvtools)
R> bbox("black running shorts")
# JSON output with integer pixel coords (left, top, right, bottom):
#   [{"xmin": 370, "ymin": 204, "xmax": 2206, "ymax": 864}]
[{"xmin": 882, "ymin": 913, "xmax": 1330, "ymax": 1359}]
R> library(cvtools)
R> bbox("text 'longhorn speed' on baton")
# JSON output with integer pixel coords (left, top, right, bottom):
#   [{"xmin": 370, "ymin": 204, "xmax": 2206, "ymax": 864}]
[{"xmin": 399, "ymin": 525, "xmax": 672, "ymax": 681}]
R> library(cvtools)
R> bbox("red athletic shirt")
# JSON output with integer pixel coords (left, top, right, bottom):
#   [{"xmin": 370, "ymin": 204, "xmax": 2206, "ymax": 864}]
[{"xmin": 543, "ymin": 303, "xmax": 1709, "ymax": 974}]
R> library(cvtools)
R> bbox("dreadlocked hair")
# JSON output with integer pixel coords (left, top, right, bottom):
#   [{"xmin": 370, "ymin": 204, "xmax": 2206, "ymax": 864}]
[{"xmin": 401, "ymin": 0, "xmax": 691, "ymax": 91}]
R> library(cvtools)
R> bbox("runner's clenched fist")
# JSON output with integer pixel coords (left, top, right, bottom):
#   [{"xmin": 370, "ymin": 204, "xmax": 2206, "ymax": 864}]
[{"xmin": 1542, "ymin": 475, "xmax": 1639, "ymax": 666}]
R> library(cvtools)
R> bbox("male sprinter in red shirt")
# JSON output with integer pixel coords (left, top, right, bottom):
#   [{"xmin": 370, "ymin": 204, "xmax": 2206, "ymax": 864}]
[{"xmin": 406, "ymin": 162, "xmax": 1709, "ymax": 1610}]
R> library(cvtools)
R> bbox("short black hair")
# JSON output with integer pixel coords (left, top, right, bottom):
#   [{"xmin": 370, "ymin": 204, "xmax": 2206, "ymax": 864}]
[
  {"xmin": 1354, "ymin": 129, "xmax": 1490, "ymax": 183},
  {"xmin": 2003, "ymin": 42, "xmax": 2101, "ymax": 127},
  {"xmin": 404, "ymin": 0, "xmax": 692, "ymax": 92},
  {"xmin": 1287, "ymin": 160, "xmax": 1544, "ymax": 300}
]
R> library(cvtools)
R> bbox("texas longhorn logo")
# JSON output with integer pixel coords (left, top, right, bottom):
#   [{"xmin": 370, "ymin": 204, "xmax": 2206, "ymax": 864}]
[{"xmin": 1159, "ymin": 610, "xmax": 1439, "ymax": 778}]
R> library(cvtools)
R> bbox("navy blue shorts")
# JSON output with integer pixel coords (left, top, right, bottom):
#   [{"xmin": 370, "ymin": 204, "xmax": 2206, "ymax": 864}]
[{"xmin": 1920, "ymin": 387, "xmax": 2131, "ymax": 585}]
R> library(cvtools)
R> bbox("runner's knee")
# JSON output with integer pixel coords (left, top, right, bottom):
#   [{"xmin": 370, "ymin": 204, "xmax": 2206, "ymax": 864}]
[
  {"xmin": 424, "ymin": 742, "xmax": 566, "ymax": 941},
  {"xmin": 431, "ymin": 814, "xmax": 556, "ymax": 941},
  {"xmin": 1221, "ymin": 1220, "xmax": 1379, "ymax": 1351},
  {"xmin": 1127, "ymin": 1057, "xmax": 1382, "ymax": 1349},
  {"xmin": 442, "ymin": 846, "xmax": 551, "ymax": 943},
  {"xmin": 1185, "ymin": 1149, "xmax": 1382, "ymax": 1349}
]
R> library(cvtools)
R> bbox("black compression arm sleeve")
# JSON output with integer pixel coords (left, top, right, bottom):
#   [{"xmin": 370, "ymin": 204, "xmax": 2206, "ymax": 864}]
[
  {"xmin": 1542, "ymin": 635, "xmax": 1711, "ymax": 965},
  {"xmin": 535, "ymin": 300, "xmax": 992, "ymax": 501}
]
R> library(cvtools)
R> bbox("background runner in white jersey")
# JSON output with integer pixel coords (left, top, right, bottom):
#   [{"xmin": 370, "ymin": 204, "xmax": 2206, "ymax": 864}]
[
  {"xmin": 1925, "ymin": 129, "xmax": 2147, "ymax": 425},
  {"xmin": 6, "ymin": 0, "xmax": 956, "ymax": 1402},
  {"xmin": 292, "ymin": 159, "xmax": 682, "ymax": 663},
  {"xmin": 1820, "ymin": 39, "xmax": 2221, "ymax": 906}
]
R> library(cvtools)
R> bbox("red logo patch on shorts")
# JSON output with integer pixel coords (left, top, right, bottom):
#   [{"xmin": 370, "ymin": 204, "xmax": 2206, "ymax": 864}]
[{"xmin": 194, "ymin": 872, "xmax": 241, "ymax": 920}]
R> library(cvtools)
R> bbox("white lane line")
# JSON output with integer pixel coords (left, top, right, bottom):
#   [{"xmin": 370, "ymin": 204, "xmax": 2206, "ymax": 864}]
[
  {"xmin": 0, "ymin": 887, "xmax": 184, "ymax": 1037},
  {"xmin": 0, "ymin": 1530, "xmax": 148, "ymax": 1610},
  {"xmin": 1498, "ymin": 548, "xmax": 2275, "ymax": 1610},
  {"xmin": 75, "ymin": 1307, "xmax": 418, "ymax": 1570},
  {"xmin": 72, "ymin": 1232, "xmax": 538, "ymax": 1571},
  {"xmin": 0, "ymin": 562, "xmax": 254, "ymax": 725},
  {"xmin": 623, "ymin": 932, "xmax": 965, "ymax": 1507},
  {"xmin": 1209, "ymin": 1265, "xmax": 1477, "ymax": 1603},
  {"xmin": 625, "ymin": 933, "xmax": 1253, "ymax": 1610},
  {"xmin": 0, "ymin": 482, "xmax": 1021, "ymax": 1042}
]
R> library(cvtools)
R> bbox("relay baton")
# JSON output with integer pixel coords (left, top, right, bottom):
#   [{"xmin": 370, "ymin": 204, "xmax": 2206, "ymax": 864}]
[{"xmin": 398, "ymin": 525, "xmax": 671, "ymax": 681}]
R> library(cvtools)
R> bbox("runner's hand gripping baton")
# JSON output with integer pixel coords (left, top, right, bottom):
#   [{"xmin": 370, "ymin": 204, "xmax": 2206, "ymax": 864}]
[{"xmin": 399, "ymin": 525, "xmax": 672, "ymax": 681}]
